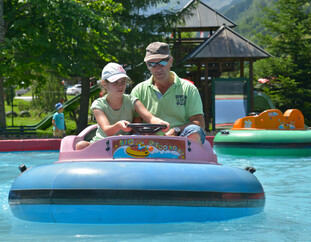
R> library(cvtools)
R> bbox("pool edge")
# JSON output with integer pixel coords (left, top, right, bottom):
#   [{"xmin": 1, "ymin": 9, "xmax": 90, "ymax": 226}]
[{"xmin": 0, "ymin": 139, "xmax": 62, "ymax": 152}]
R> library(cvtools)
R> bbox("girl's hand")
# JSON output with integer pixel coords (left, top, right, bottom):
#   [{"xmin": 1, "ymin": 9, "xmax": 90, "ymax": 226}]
[{"xmin": 117, "ymin": 120, "xmax": 132, "ymax": 132}]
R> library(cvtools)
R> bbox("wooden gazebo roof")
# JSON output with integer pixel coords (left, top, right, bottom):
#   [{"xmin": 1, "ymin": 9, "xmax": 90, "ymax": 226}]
[
  {"xmin": 182, "ymin": 25, "xmax": 272, "ymax": 62},
  {"xmin": 176, "ymin": 0, "xmax": 237, "ymax": 32}
]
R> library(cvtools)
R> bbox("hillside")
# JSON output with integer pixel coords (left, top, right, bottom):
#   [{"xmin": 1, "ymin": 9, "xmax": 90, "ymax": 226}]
[
  {"xmin": 146, "ymin": 0, "xmax": 309, "ymax": 47},
  {"xmin": 219, "ymin": 0, "xmax": 254, "ymax": 18},
  {"xmin": 220, "ymin": 0, "xmax": 276, "ymax": 43},
  {"xmin": 157, "ymin": 0, "xmax": 272, "ymax": 45},
  {"xmin": 147, "ymin": 0, "xmax": 235, "ymax": 14},
  {"xmin": 147, "ymin": 0, "xmax": 269, "ymax": 45}
]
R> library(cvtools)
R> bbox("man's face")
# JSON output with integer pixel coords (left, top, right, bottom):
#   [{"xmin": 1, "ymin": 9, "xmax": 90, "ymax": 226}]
[{"xmin": 146, "ymin": 57, "xmax": 173, "ymax": 82}]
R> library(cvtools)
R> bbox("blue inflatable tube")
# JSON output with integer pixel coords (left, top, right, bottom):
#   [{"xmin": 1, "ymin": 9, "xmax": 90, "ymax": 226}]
[{"xmin": 9, "ymin": 161, "xmax": 265, "ymax": 223}]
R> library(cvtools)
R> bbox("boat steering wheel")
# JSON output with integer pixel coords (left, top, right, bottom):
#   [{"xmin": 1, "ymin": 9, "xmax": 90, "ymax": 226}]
[{"xmin": 127, "ymin": 123, "xmax": 167, "ymax": 135}]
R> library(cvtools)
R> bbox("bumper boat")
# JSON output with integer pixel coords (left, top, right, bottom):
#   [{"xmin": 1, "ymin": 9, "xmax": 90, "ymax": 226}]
[
  {"xmin": 9, "ymin": 124, "xmax": 265, "ymax": 224},
  {"xmin": 214, "ymin": 109, "xmax": 311, "ymax": 156}
]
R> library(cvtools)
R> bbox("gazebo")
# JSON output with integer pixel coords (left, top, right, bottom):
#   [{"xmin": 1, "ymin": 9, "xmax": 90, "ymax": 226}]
[
  {"xmin": 172, "ymin": 0, "xmax": 237, "ymax": 63},
  {"xmin": 171, "ymin": 0, "xmax": 272, "ymax": 130}
]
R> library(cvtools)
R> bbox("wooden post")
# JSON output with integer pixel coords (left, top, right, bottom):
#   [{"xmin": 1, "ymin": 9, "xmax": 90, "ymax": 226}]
[
  {"xmin": 177, "ymin": 31, "xmax": 181, "ymax": 63},
  {"xmin": 204, "ymin": 63, "xmax": 210, "ymax": 131},
  {"xmin": 196, "ymin": 62, "xmax": 202, "ymax": 92},
  {"xmin": 249, "ymin": 60, "xmax": 254, "ymax": 112},
  {"xmin": 240, "ymin": 60, "xmax": 244, "ymax": 77}
]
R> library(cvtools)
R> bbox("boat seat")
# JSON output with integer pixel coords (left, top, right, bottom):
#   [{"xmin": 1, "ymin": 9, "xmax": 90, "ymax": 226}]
[
  {"xmin": 232, "ymin": 109, "xmax": 306, "ymax": 130},
  {"xmin": 77, "ymin": 124, "xmax": 98, "ymax": 141},
  {"xmin": 84, "ymin": 127, "xmax": 97, "ymax": 141}
]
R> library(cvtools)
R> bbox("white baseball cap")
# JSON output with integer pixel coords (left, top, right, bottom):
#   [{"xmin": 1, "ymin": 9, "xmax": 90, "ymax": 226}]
[{"xmin": 101, "ymin": 63, "xmax": 130, "ymax": 83}]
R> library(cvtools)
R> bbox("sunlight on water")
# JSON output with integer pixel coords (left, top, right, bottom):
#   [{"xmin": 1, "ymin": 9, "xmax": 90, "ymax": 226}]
[{"xmin": 1, "ymin": 151, "xmax": 311, "ymax": 241}]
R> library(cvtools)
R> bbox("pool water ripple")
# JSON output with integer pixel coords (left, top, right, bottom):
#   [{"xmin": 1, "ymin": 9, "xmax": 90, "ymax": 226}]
[{"xmin": 1, "ymin": 151, "xmax": 311, "ymax": 241}]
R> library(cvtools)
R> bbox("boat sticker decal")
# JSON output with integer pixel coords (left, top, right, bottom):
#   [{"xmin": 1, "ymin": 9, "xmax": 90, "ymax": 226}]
[
  {"xmin": 268, "ymin": 112, "xmax": 279, "ymax": 117},
  {"xmin": 279, "ymin": 121, "xmax": 296, "ymax": 129},
  {"xmin": 112, "ymin": 138, "xmax": 186, "ymax": 159},
  {"xmin": 244, "ymin": 120, "xmax": 252, "ymax": 128},
  {"xmin": 106, "ymin": 140, "xmax": 110, "ymax": 151}
]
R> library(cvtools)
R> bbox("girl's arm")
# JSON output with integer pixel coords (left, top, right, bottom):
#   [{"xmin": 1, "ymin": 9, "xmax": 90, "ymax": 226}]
[
  {"xmin": 134, "ymin": 100, "xmax": 170, "ymax": 132},
  {"xmin": 93, "ymin": 109, "xmax": 132, "ymax": 136}
]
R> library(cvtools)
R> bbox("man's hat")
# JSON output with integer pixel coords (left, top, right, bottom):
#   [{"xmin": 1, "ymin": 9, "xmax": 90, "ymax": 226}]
[{"xmin": 144, "ymin": 42, "xmax": 170, "ymax": 62}]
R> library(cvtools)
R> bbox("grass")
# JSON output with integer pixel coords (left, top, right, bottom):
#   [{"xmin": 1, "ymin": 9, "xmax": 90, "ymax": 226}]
[
  {"xmin": 6, "ymin": 99, "xmax": 41, "ymax": 126},
  {"xmin": 4, "ymin": 93, "xmax": 88, "ymax": 138}
]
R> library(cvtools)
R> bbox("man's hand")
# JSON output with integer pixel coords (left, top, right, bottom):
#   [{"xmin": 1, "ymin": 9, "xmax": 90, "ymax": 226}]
[
  {"xmin": 150, "ymin": 117, "xmax": 170, "ymax": 132},
  {"xmin": 165, "ymin": 128, "xmax": 177, "ymax": 136}
]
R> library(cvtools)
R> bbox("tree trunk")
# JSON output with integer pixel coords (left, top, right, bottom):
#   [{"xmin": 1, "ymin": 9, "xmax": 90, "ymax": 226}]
[
  {"xmin": 0, "ymin": 78, "xmax": 6, "ymax": 128},
  {"xmin": 76, "ymin": 78, "xmax": 90, "ymax": 134},
  {"xmin": 0, "ymin": 1, "xmax": 6, "ymax": 128},
  {"xmin": 0, "ymin": 0, "xmax": 4, "ymax": 43}
]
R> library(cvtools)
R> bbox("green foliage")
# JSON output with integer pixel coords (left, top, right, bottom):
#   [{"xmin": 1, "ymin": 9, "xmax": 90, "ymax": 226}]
[
  {"xmin": 1, "ymin": 0, "xmax": 128, "ymax": 131},
  {"xmin": 227, "ymin": 0, "xmax": 311, "ymax": 124},
  {"xmin": 254, "ymin": 0, "xmax": 311, "ymax": 124},
  {"xmin": 1, "ymin": 0, "xmax": 181, "ymax": 132},
  {"xmin": 2, "ymin": 0, "xmax": 125, "ymax": 81},
  {"xmin": 254, "ymin": 56, "xmax": 295, "ymax": 80},
  {"xmin": 256, "ymin": 76, "xmax": 298, "ymax": 107},
  {"xmin": 112, "ymin": 0, "xmax": 181, "ymax": 84},
  {"xmin": 32, "ymin": 75, "xmax": 66, "ymax": 112},
  {"xmin": 259, "ymin": 0, "xmax": 311, "ymax": 85},
  {"xmin": 256, "ymin": 76, "xmax": 311, "ymax": 122}
]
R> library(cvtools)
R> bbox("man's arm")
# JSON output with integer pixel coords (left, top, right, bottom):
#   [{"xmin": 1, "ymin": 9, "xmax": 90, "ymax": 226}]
[
  {"xmin": 188, "ymin": 114, "xmax": 205, "ymax": 130},
  {"xmin": 165, "ymin": 114, "xmax": 205, "ymax": 136}
]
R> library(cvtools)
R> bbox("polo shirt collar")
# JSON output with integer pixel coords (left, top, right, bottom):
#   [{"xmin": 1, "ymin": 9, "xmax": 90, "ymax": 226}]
[{"xmin": 148, "ymin": 71, "xmax": 181, "ymax": 87}]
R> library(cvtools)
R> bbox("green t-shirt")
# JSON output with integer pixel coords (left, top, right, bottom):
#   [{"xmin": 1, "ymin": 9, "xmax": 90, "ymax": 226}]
[
  {"xmin": 90, "ymin": 94, "xmax": 137, "ymax": 142},
  {"xmin": 131, "ymin": 71, "xmax": 203, "ymax": 128}
]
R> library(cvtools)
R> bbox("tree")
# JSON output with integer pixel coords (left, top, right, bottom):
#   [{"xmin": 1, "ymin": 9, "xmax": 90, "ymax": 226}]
[
  {"xmin": 0, "ymin": 0, "xmax": 6, "ymax": 128},
  {"xmin": 1, "ymin": 0, "xmax": 181, "ymax": 132},
  {"xmin": 254, "ymin": 0, "xmax": 311, "ymax": 123},
  {"xmin": 1, "ymin": 0, "xmax": 126, "ymax": 132},
  {"xmin": 112, "ymin": 0, "xmax": 181, "ymax": 85}
]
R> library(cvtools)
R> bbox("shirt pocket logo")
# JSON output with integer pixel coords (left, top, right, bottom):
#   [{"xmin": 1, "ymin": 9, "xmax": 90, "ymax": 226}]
[{"xmin": 175, "ymin": 95, "xmax": 187, "ymax": 106}]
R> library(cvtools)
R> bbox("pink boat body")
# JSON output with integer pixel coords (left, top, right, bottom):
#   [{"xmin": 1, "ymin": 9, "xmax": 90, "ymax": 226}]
[{"xmin": 58, "ymin": 124, "xmax": 218, "ymax": 164}]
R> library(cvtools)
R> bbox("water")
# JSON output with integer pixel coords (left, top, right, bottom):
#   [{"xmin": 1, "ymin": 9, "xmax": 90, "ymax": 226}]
[{"xmin": 1, "ymin": 151, "xmax": 311, "ymax": 241}]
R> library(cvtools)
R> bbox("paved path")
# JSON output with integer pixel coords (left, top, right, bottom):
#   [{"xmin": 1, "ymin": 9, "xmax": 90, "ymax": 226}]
[{"xmin": 14, "ymin": 96, "xmax": 33, "ymax": 101}]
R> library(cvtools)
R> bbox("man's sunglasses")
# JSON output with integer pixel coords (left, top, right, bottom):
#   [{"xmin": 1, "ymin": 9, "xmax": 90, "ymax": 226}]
[{"xmin": 147, "ymin": 58, "xmax": 170, "ymax": 68}]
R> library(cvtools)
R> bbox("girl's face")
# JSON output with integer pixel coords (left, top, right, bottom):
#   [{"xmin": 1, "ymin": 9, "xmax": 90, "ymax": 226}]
[{"xmin": 104, "ymin": 78, "xmax": 127, "ymax": 96}]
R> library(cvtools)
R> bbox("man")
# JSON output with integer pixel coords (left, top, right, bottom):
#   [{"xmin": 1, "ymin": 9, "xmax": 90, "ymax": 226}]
[{"xmin": 131, "ymin": 42, "xmax": 206, "ymax": 144}]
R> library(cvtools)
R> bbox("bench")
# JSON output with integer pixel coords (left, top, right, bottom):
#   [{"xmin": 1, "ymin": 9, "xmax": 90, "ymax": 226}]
[{"xmin": 0, "ymin": 126, "xmax": 37, "ymax": 137}]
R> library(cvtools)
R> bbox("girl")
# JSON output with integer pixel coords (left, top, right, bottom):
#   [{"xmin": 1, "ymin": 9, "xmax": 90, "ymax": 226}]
[{"xmin": 76, "ymin": 62, "xmax": 169, "ymax": 150}]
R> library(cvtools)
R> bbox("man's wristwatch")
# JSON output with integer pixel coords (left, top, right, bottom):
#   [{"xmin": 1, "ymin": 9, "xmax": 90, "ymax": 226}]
[{"xmin": 173, "ymin": 127, "xmax": 181, "ymax": 136}]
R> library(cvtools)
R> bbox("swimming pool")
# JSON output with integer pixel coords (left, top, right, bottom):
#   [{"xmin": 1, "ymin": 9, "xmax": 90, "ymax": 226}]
[{"xmin": 1, "ymin": 151, "xmax": 311, "ymax": 241}]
